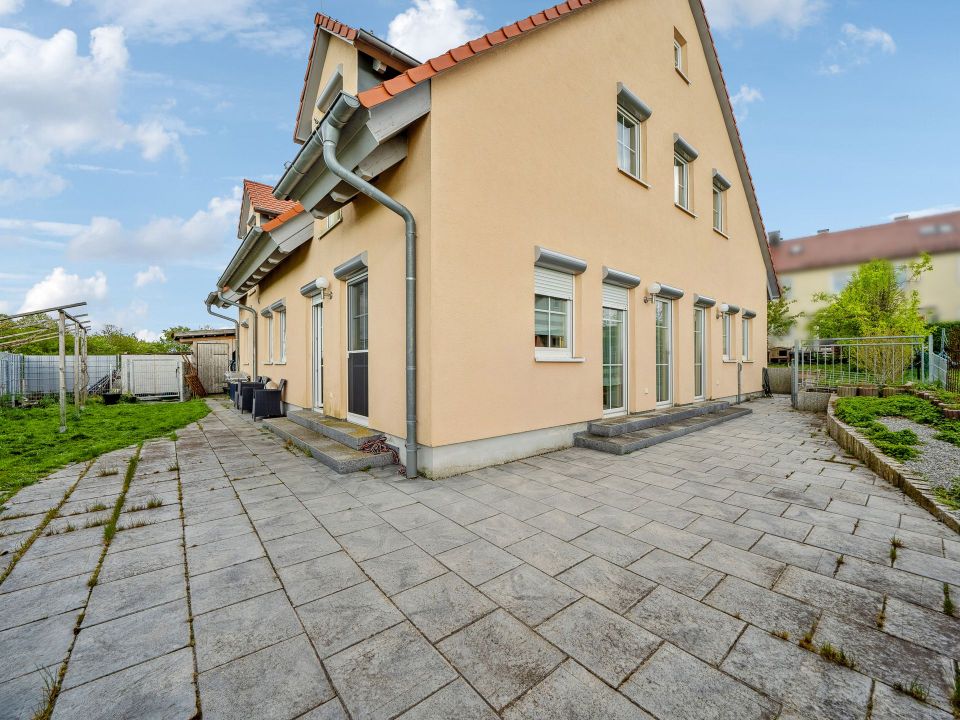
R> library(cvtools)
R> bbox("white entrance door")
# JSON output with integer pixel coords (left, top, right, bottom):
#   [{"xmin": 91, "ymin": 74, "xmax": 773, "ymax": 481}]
[
  {"xmin": 602, "ymin": 283, "xmax": 628, "ymax": 417},
  {"xmin": 694, "ymin": 306, "xmax": 706, "ymax": 400},
  {"xmin": 312, "ymin": 298, "xmax": 323, "ymax": 411},
  {"xmin": 346, "ymin": 274, "xmax": 369, "ymax": 426},
  {"xmin": 655, "ymin": 297, "xmax": 673, "ymax": 406}
]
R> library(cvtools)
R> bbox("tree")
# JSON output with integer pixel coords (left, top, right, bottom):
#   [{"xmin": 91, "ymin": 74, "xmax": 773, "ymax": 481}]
[
  {"xmin": 767, "ymin": 287, "xmax": 802, "ymax": 344},
  {"xmin": 808, "ymin": 254, "xmax": 932, "ymax": 339}
]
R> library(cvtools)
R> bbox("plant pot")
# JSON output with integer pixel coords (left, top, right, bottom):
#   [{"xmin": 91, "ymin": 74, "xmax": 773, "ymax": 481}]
[
  {"xmin": 858, "ymin": 385, "xmax": 879, "ymax": 397},
  {"xmin": 837, "ymin": 386, "xmax": 858, "ymax": 397},
  {"xmin": 102, "ymin": 392, "xmax": 120, "ymax": 406}
]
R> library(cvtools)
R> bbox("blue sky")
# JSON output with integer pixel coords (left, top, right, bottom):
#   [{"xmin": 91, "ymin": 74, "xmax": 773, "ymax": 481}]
[{"xmin": 1, "ymin": 0, "xmax": 957, "ymax": 337}]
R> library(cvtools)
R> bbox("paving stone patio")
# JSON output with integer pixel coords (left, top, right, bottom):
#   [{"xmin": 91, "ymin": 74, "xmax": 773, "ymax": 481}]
[{"xmin": 1, "ymin": 396, "xmax": 959, "ymax": 719}]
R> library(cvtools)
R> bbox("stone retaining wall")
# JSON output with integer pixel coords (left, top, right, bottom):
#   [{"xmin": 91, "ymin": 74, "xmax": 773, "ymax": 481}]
[{"xmin": 826, "ymin": 396, "xmax": 959, "ymax": 534}]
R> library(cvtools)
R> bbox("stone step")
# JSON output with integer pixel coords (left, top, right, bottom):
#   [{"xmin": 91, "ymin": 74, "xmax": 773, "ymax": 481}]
[
  {"xmin": 575, "ymin": 406, "xmax": 752, "ymax": 455},
  {"xmin": 587, "ymin": 400, "xmax": 732, "ymax": 437},
  {"xmin": 262, "ymin": 417, "xmax": 395, "ymax": 474},
  {"xmin": 286, "ymin": 409, "xmax": 384, "ymax": 450}
]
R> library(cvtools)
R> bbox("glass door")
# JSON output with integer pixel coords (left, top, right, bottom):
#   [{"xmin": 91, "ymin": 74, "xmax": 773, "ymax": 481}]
[
  {"xmin": 312, "ymin": 299, "xmax": 323, "ymax": 411},
  {"xmin": 655, "ymin": 297, "xmax": 672, "ymax": 406},
  {"xmin": 694, "ymin": 306, "xmax": 705, "ymax": 400},
  {"xmin": 347, "ymin": 275, "xmax": 368, "ymax": 424},
  {"xmin": 602, "ymin": 307, "xmax": 626, "ymax": 416}
]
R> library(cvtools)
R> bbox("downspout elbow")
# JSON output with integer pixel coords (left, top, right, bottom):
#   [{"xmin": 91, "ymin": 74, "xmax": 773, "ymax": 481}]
[{"xmin": 218, "ymin": 291, "xmax": 258, "ymax": 380}]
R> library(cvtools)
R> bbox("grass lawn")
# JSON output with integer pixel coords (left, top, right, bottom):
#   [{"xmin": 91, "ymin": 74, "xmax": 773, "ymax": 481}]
[{"xmin": 0, "ymin": 398, "xmax": 210, "ymax": 502}]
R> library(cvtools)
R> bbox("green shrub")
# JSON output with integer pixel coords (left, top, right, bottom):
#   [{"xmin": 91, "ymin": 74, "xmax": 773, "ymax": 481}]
[{"xmin": 834, "ymin": 394, "xmax": 960, "ymax": 460}]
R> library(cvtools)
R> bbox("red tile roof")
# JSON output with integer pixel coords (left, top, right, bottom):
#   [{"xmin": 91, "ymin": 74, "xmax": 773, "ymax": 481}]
[
  {"xmin": 262, "ymin": 203, "xmax": 305, "ymax": 233},
  {"xmin": 771, "ymin": 211, "xmax": 960, "ymax": 273},
  {"xmin": 316, "ymin": 12, "xmax": 358, "ymax": 42},
  {"xmin": 244, "ymin": 179, "xmax": 298, "ymax": 216},
  {"xmin": 358, "ymin": 0, "xmax": 598, "ymax": 108}
]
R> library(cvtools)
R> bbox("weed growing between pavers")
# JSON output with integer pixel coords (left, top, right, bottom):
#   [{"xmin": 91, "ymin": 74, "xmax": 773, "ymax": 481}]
[
  {"xmin": 951, "ymin": 662, "xmax": 960, "ymax": 714},
  {"xmin": 834, "ymin": 554, "xmax": 846, "ymax": 575},
  {"xmin": 875, "ymin": 596, "xmax": 887, "ymax": 629},
  {"xmin": 945, "ymin": 585, "xmax": 956, "ymax": 617},
  {"xmin": 834, "ymin": 395, "xmax": 960, "ymax": 461},
  {"xmin": 894, "ymin": 679, "xmax": 929, "ymax": 703},
  {"xmin": 0, "ymin": 399, "xmax": 210, "ymax": 502},
  {"xmin": 818, "ymin": 642, "xmax": 857, "ymax": 669},
  {"xmin": 0, "ymin": 459, "xmax": 93, "ymax": 585},
  {"xmin": 97, "ymin": 468, "xmax": 119, "ymax": 477},
  {"xmin": 933, "ymin": 478, "xmax": 960, "ymax": 511},
  {"xmin": 32, "ymin": 446, "xmax": 142, "ymax": 720},
  {"xmin": 772, "ymin": 630, "xmax": 790, "ymax": 640}
]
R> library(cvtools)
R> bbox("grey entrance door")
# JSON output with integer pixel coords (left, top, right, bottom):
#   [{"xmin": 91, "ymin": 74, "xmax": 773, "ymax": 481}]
[{"xmin": 347, "ymin": 275, "xmax": 368, "ymax": 423}]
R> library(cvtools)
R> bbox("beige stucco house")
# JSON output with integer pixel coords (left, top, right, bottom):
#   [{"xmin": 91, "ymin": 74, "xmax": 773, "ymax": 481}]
[
  {"xmin": 209, "ymin": 0, "xmax": 779, "ymax": 478},
  {"xmin": 771, "ymin": 210, "xmax": 960, "ymax": 345}
]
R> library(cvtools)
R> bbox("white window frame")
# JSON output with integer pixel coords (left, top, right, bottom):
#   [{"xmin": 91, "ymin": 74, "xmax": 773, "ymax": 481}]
[
  {"xmin": 278, "ymin": 309, "xmax": 287, "ymax": 363},
  {"xmin": 694, "ymin": 306, "xmax": 706, "ymax": 400},
  {"xmin": 674, "ymin": 39, "xmax": 683, "ymax": 73},
  {"xmin": 674, "ymin": 153, "xmax": 689, "ymax": 209},
  {"xmin": 266, "ymin": 315, "xmax": 274, "ymax": 364},
  {"xmin": 617, "ymin": 107, "xmax": 641, "ymax": 179},
  {"xmin": 534, "ymin": 267, "xmax": 575, "ymax": 361},
  {"xmin": 713, "ymin": 184, "xmax": 725, "ymax": 233},
  {"xmin": 742, "ymin": 317, "xmax": 751, "ymax": 361},
  {"xmin": 722, "ymin": 312, "xmax": 732, "ymax": 360}
]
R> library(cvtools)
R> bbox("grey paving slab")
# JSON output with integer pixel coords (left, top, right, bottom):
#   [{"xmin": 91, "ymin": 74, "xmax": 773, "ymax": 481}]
[
  {"xmin": 398, "ymin": 678, "xmax": 497, "ymax": 719},
  {"xmin": 99, "ymin": 537, "xmax": 183, "ymax": 583},
  {"xmin": 751, "ymin": 532, "xmax": 839, "ymax": 573},
  {"xmin": 571, "ymin": 526, "xmax": 652, "ymax": 566},
  {"xmin": 504, "ymin": 660, "xmax": 653, "ymax": 720},
  {"xmin": 0, "ymin": 544, "xmax": 101, "ymax": 593},
  {"xmin": 870, "ymin": 681, "xmax": 955, "ymax": 720},
  {"xmin": 692, "ymin": 541, "xmax": 786, "ymax": 588},
  {"xmin": 198, "ymin": 634, "xmax": 333, "ymax": 720},
  {"xmin": 0, "ymin": 665, "xmax": 57, "ymax": 720},
  {"xmin": 360, "ymin": 545, "xmax": 446, "ymax": 596},
  {"xmin": 479, "ymin": 564, "xmax": 580, "ymax": 625},
  {"xmin": 109, "ymin": 518, "xmax": 182, "ymax": 552},
  {"xmin": 51, "ymin": 647, "xmax": 196, "ymax": 720},
  {"xmin": 0, "ymin": 573, "xmax": 88, "ymax": 631},
  {"xmin": 437, "ymin": 609, "xmax": 564, "ymax": 711},
  {"xmin": 297, "ymin": 699, "xmax": 349, "ymax": 719},
  {"xmin": 580, "ymin": 505, "xmax": 648, "ymax": 534},
  {"xmin": 0, "ymin": 611, "xmax": 76, "ymax": 684},
  {"xmin": 194, "ymin": 589, "xmax": 302, "ymax": 671},
  {"xmin": 556, "ymin": 556, "xmax": 655, "ymax": 614},
  {"xmin": 64, "ymin": 598, "xmax": 190, "ymax": 689},
  {"xmin": 191, "ymin": 556, "xmax": 282, "ymax": 615},
  {"xmin": 403, "ymin": 518, "xmax": 478, "ymax": 555},
  {"xmin": 326, "ymin": 622, "xmax": 457, "ymax": 720},
  {"xmin": 686, "ymin": 515, "xmax": 763, "ymax": 550},
  {"xmin": 84, "ymin": 564, "xmax": 186, "ymax": 626},
  {"xmin": 263, "ymin": 527, "xmax": 339, "ymax": 568},
  {"xmin": 623, "ymin": 643, "xmax": 779, "ymax": 720},
  {"xmin": 630, "ymin": 519, "xmax": 710, "ymax": 558},
  {"xmin": 629, "ymin": 549, "xmax": 724, "ymax": 600},
  {"xmin": 704, "ymin": 575, "xmax": 820, "ymax": 640},
  {"xmin": 379, "ymin": 503, "xmax": 446, "ymax": 532},
  {"xmin": 721, "ymin": 626, "xmax": 871, "ymax": 720},
  {"xmin": 253, "ymin": 508, "xmax": 322, "ymax": 542},
  {"xmin": 773, "ymin": 565, "xmax": 883, "ymax": 624},
  {"xmin": 538, "ymin": 598, "xmax": 660, "ymax": 685},
  {"xmin": 506, "ymin": 532, "xmax": 590, "ymax": 576},
  {"xmin": 338, "ymin": 522, "xmax": 413, "ymax": 562},
  {"xmin": 393, "ymin": 572, "xmax": 496, "ymax": 642},
  {"xmin": 436, "ymin": 539, "xmax": 522, "ymax": 585},
  {"xmin": 467, "ymin": 513, "xmax": 539, "ymax": 548},
  {"xmin": 186, "ymin": 531, "xmax": 264, "ymax": 576},
  {"xmin": 628, "ymin": 585, "xmax": 744, "ymax": 665},
  {"xmin": 277, "ymin": 551, "xmax": 366, "ymax": 607},
  {"xmin": 317, "ymin": 507, "xmax": 384, "ymax": 536},
  {"xmin": 298, "ymin": 581, "xmax": 404, "ymax": 658}
]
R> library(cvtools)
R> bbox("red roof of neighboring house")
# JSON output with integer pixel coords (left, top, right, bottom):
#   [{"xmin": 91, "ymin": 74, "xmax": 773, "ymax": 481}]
[
  {"xmin": 358, "ymin": 0, "xmax": 598, "ymax": 109},
  {"xmin": 771, "ymin": 210, "xmax": 960, "ymax": 273},
  {"xmin": 262, "ymin": 203, "xmax": 305, "ymax": 232},
  {"xmin": 244, "ymin": 179, "xmax": 298, "ymax": 216}
]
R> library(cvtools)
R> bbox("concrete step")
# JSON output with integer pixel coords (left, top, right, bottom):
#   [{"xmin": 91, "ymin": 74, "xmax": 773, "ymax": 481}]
[
  {"xmin": 262, "ymin": 417, "xmax": 395, "ymax": 474},
  {"xmin": 587, "ymin": 400, "xmax": 731, "ymax": 437},
  {"xmin": 575, "ymin": 406, "xmax": 752, "ymax": 455},
  {"xmin": 286, "ymin": 409, "xmax": 384, "ymax": 450}
]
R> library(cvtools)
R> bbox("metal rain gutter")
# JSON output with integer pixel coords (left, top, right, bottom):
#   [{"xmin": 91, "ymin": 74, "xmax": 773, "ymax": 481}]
[
  {"xmin": 204, "ymin": 293, "xmax": 240, "ymax": 344},
  {"xmin": 356, "ymin": 30, "xmax": 421, "ymax": 68},
  {"xmin": 218, "ymin": 292, "xmax": 257, "ymax": 380},
  {"xmin": 218, "ymin": 227, "xmax": 265, "ymax": 289},
  {"xmin": 321, "ymin": 92, "xmax": 419, "ymax": 479}
]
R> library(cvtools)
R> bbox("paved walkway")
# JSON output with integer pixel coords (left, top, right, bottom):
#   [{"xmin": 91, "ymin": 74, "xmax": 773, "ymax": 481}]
[{"xmin": 1, "ymin": 397, "xmax": 959, "ymax": 720}]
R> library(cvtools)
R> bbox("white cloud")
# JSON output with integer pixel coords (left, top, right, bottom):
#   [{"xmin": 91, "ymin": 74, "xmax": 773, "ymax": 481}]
[
  {"xmin": 703, "ymin": 0, "xmax": 825, "ymax": 32},
  {"xmin": 821, "ymin": 23, "xmax": 895, "ymax": 74},
  {"xmin": 67, "ymin": 187, "xmax": 241, "ymax": 263},
  {"xmin": 0, "ymin": 25, "xmax": 186, "ymax": 198},
  {"xmin": 86, "ymin": 0, "xmax": 304, "ymax": 52},
  {"xmin": 134, "ymin": 328, "xmax": 160, "ymax": 342},
  {"xmin": 387, "ymin": 0, "xmax": 484, "ymax": 62},
  {"xmin": 19, "ymin": 267, "xmax": 108, "ymax": 313},
  {"xmin": 134, "ymin": 265, "xmax": 166, "ymax": 287},
  {"xmin": 0, "ymin": 0, "xmax": 23, "ymax": 16},
  {"xmin": 730, "ymin": 84, "xmax": 763, "ymax": 120}
]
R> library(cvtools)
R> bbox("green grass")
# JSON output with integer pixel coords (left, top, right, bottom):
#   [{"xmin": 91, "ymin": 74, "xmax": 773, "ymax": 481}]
[
  {"xmin": 834, "ymin": 395, "xmax": 960, "ymax": 462},
  {"xmin": 0, "ymin": 399, "xmax": 209, "ymax": 503},
  {"xmin": 934, "ymin": 478, "xmax": 960, "ymax": 511}
]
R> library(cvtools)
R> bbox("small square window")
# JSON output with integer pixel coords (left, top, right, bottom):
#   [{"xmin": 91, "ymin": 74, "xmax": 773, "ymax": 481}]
[{"xmin": 617, "ymin": 108, "xmax": 641, "ymax": 178}]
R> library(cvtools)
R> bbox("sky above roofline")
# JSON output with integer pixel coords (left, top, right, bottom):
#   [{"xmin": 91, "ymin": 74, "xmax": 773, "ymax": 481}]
[{"xmin": 1, "ymin": 0, "xmax": 957, "ymax": 339}]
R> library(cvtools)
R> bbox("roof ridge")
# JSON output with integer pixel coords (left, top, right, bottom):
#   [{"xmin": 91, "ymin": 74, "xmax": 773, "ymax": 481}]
[
  {"xmin": 314, "ymin": 12, "xmax": 359, "ymax": 42},
  {"xmin": 786, "ymin": 209, "xmax": 960, "ymax": 242},
  {"xmin": 357, "ymin": 0, "xmax": 598, "ymax": 108}
]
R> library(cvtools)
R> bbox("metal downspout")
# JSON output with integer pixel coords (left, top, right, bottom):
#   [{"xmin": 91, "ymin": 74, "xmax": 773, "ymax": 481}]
[
  {"xmin": 218, "ymin": 292, "xmax": 258, "ymax": 380},
  {"xmin": 321, "ymin": 93, "xmax": 418, "ymax": 479},
  {"xmin": 206, "ymin": 299, "xmax": 241, "ymax": 371}
]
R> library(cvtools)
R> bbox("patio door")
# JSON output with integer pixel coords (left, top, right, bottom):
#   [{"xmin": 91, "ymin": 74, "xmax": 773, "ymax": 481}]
[
  {"xmin": 602, "ymin": 284, "xmax": 627, "ymax": 416},
  {"xmin": 655, "ymin": 297, "xmax": 673, "ymax": 406},
  {"xmin": 694, "ymin": 306, "xmax": 706, "ymax": 400},
  {"xmin": 347, "ymin": 274, "xmax": 369, "ymax": 425},
  {"xmin": 312, "ymin": 298, "xmax": 323, "ymax": 411}
]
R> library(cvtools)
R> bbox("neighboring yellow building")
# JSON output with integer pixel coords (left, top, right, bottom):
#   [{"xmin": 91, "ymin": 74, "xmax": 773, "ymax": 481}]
[
  {"xmin": 209, "ymin": 0, "xmax": 779, "ymax": 478},
  {"xmin": 771, "ymin": 210, "xmax": 960, "ymax": 344}
]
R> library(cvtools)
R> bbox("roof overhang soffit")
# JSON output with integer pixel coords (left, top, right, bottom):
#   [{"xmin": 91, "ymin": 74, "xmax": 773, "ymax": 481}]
[
  {"xmin": 275, "ymin": 84, "xmax": 430, "ymax": 216},
  {"xmin": 218, "ymin": 211, "xmax": 314, "ymax": 296}
]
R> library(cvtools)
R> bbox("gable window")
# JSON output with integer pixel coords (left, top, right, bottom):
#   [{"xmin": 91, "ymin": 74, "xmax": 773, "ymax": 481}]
[
  {"xmin": 534, "ymin": 247, "xmax": 587, "ymax": 361},
  {"xmin": 673, "ymin": 135, "xmax": 698, "ymax": 212},
  {"xmin": 616, "ymin": 83, "xmax": 652, "ymax": 182},
  {"xmin": 712, "ymin": 170, "xmax": 731, "ymax": 234},
  {"xmin": 674, "ymin": 30, "xmax": 687, "ymax": 77}
]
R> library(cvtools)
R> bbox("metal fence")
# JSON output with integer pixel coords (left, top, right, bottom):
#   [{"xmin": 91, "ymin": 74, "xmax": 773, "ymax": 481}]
[{"xmin": 790, "ymin": 335, "xmax": 933, "ymax": 408}]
